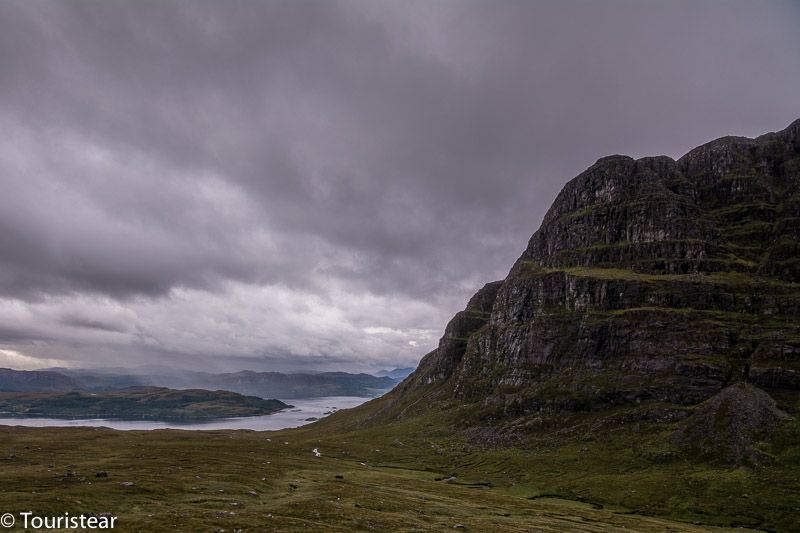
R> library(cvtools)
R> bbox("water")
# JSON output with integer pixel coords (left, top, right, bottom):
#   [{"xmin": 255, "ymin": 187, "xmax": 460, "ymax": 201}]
[{"xmin": 0, "ymin": 396, "xmax": 370, "ymax": 431}]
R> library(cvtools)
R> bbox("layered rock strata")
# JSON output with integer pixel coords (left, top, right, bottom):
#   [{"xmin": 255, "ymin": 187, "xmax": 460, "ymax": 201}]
[{"xmin": 399, "ymin": 120, "xmax": 800, "ymax": 418}]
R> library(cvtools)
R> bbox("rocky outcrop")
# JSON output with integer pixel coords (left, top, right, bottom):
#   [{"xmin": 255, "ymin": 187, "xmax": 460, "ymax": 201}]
[
  {"xmin": 673, "ymin": 383, "xmax": 790, "ymax": 465},
  {"xmin": 397, "ymin": 281, "xmax": 502, "ymax": 391},
  {"xmin": 400, "ymin": 119, "xmax": 800, "ymax": 420}
]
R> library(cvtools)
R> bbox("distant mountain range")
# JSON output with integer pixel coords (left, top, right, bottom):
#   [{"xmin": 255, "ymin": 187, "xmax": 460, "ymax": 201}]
[
  {"xmin": 374, "ymin": 367, "xmax": 415, "ymax": 380},
  {"xmin": 147, "ymin": 370, "xmax": 398, "ymax": 399},
  {"xmin": 0, "ymin": 367, "xmax": 398, "ymax": 399},
  {"xmin": 0, "ymin": 368, "xmax": 82, "ymax": 392}
]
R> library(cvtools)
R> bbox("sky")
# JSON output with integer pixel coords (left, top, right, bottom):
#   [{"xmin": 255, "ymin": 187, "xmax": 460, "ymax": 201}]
[{"xmin": 1, "ymin": 0, "xmax": 799, "ymax": 373}]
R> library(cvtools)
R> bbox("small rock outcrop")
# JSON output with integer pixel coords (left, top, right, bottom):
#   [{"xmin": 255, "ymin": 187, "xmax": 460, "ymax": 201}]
[{"xmin": 673, "ymin": 383, "xmax": 790, "ymax": 465}]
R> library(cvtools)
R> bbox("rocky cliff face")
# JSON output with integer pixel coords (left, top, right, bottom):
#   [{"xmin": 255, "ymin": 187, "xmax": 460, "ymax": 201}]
[{"xmin": 396, "ymin": 119, "xmax": 800, "ymax": 427}]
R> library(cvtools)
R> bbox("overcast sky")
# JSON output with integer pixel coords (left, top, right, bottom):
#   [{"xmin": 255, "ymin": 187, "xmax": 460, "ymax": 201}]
[{"xmin": 1, "ymin": 0, "xmax": 798, "ymax": 372}]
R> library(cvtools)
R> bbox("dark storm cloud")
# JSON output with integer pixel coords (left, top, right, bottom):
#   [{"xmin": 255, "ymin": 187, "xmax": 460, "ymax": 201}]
[{"xmin": 0, "ymin": 0, "xmax": 799, "ymax": 369}]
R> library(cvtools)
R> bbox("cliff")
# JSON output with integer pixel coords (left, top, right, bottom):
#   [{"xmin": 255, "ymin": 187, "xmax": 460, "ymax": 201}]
[{"xmin": 378, "ymin": 120, "xmax": 800, "ymax": 462}]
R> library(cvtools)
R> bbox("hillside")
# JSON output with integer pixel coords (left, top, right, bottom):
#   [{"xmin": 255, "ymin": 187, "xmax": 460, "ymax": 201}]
[
  {"xmin": 0, "ymin": 368, "xmax": 82, "ymax": 393},
  {"xmin": 364, "ymin": 118, "xmax": 800, "ymax": 434},
  {"xmin": 0, "ymin": 387, "xmax": 289, "ymax": 420},
  {"xmin": 308, "ymin": 119, "xmax": 800, "ymax": 530}
]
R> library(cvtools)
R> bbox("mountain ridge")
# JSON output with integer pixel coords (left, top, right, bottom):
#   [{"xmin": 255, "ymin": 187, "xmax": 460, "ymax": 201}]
[
  {"xmin": 0, "ymin": 368, "xmax": 82, "ymax": 393},
  {"xmin": 336, "ymin": 118, "xmax": 800, "ymax": 469},
  {"xmin": 2, "ymin": 367, "xmax": 396, "ymax": 399}
]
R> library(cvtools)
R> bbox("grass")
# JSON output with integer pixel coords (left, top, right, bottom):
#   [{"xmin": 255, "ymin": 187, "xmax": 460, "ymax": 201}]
[
  {"xmin": 0, "ymin": 424, "xmax": 727, "ymax": 533},
  {"xmin": 518, "ymin": 263, "xmax": 791, "ymax": 287},
  {"xmin": 550, "ymin": 266, "xmax": 798, "ymax": 289},
  {"xmin": 1, "ymin": 386, "xmax": 797, "ymax": 531}
]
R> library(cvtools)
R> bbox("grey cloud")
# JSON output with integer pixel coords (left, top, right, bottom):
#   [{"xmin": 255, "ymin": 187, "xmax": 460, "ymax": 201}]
[
  {"xmin": 0, "ymin": 0, "xmax": 799, "ymax": 369},
  {"xmin": 0, "ymin": 327, "xmax": 46, "ymax": 344},
  {"xmin": 59, "ymin": 315, "xmax": 129, "ymax": 334}
]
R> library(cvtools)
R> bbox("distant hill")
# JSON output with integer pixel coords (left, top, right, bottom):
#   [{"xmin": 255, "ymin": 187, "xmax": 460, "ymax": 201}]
[
  {"xmin": 40, "ymin": 368, "xmax": 397, "ymax": 399},
  {"xmin": 0, "ymin": 368, "xmax": 81, "ymax": 392},
  {"xmin": 0, "ymin": 387, "xmax": 289, "ymax": 420},
  {"xmin": 159, "ymin": 371, "xmax": 397, "ymax": 399},
  {"xmin": 374, "ymin": 367, "xmax": 415, "ymax": 380}
]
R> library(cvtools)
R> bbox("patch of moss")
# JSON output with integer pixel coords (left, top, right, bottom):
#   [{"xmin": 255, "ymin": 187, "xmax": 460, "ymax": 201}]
[{"xmin": 555, "ymin": 266, "xmax": 794, "ymax": 289}]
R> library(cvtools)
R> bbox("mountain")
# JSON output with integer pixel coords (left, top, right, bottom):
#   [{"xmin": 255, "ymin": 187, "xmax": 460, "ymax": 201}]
[
  {"xmin": 0, "ymin": 387, "xmax": 289, "ymax": 420},
  {"xmin": 0, "ymin": 368, "xmax": 81, "ymax": 392},
  {"xmin": 374, "ymin": 117, "xmax": 800, "ymax": 447},
  {"xmin": 49, "ymin": 368, "xmax": 396, "ymax": 399},
  {"xmin": 51, "ymin": 368, "xmax": 147, "ymax": 390},
  {"xmin": 310, "ymin": 120, "xmax": 800, "ymax": 530},
  {"xmin": 374, "ymin": 367, "xmax": 415, "ymax": 380},
  {"xmin": 175, "ymin": 371, "xmax": 397, "ymax": 399},
  {"xmin": 328, "ymin": 120, "xmax": 800, "ymax": 464}
]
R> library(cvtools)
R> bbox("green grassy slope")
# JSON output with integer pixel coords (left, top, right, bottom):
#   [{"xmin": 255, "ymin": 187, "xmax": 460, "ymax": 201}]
[
  {"xmin": 0, "ymin": 382, "xmax": 796, "ymax": 532},
  {"xmin": 0, "ymin": 422, "xmax": 766, "ymax": 533}
]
